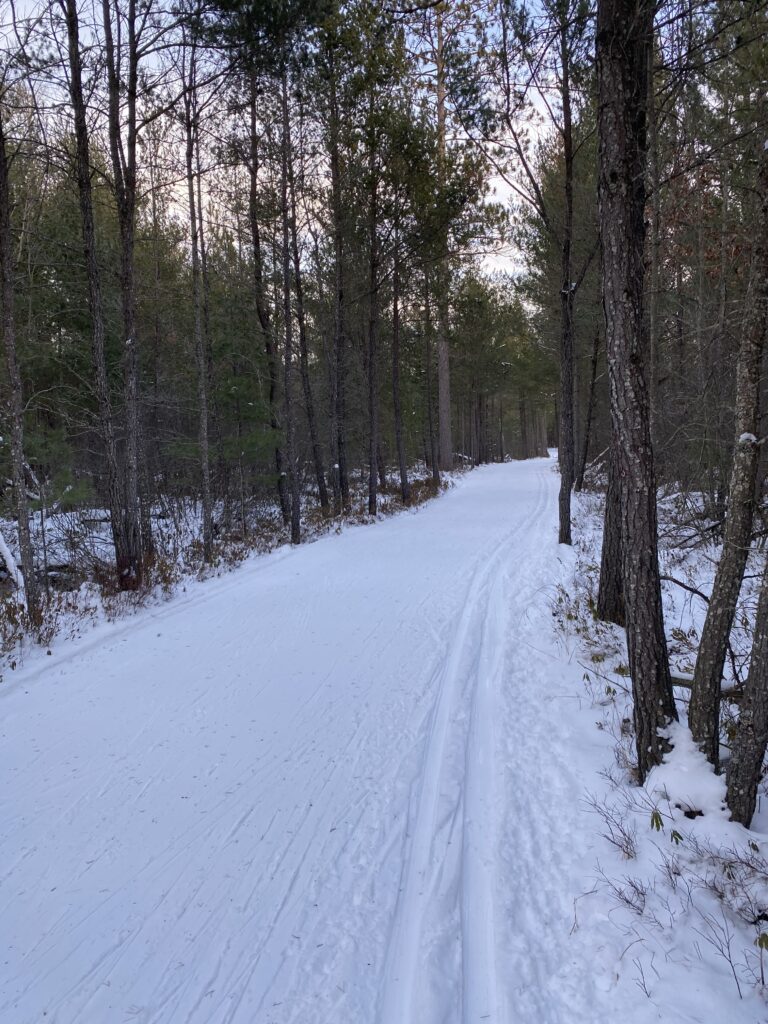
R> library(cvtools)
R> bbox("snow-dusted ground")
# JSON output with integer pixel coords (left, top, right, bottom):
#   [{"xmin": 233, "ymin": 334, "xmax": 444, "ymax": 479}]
[{"xmin": 2, "ymin": 457, "xmax": 764, "ymax": 1023}]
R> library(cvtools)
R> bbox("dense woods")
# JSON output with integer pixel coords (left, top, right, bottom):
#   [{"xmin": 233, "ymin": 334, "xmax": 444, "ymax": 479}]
[{"xmin": 2, "ymin": 1, "xmax": 768, "ymax": 821}]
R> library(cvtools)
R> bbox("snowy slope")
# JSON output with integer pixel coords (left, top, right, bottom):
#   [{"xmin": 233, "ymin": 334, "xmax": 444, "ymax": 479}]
[{"xmin": 2, "ymin": 457, "xmax": 753, "ymax": 1024}]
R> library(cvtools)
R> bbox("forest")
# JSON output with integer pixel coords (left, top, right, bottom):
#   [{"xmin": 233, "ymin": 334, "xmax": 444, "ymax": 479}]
[
  {"xmin": 2, "ymin": 0, "xmax": 768, "ymax": 1018},
  {"xmin": 2, "ymin": 0, "xmax": 768, "ymax": 812}
]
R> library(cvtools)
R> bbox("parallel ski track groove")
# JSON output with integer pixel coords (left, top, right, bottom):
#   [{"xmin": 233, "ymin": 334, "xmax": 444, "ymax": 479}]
[{"xmin": 378, "ymin": 465, "xmax": 551, "ymax": 1024}]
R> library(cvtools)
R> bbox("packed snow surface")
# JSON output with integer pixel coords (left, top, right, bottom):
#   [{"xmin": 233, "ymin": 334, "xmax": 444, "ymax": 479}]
[{"xmin": 2, "ymin": 457, "xmax": 757, "ymax": 1023}]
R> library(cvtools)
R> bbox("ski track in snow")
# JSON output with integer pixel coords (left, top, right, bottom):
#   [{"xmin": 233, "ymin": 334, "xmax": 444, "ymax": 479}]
[{"xmin": 1, "ymin": 457, "xmax": 599, "ymax": 1024}]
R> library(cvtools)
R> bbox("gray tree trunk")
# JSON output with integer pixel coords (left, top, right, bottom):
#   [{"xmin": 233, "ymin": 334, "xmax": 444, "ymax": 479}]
[
  {"xmin": 726, "ymin": 553, "xmax": 768, "ymax": 826},
  {"xmin": 280, "ymin": 67, "xmax": 301, "ymax": 544},
  {"xmin": 248, "ymin": 78, "xmax": 290, "ymax": 525},
  {"xmin": 689, "ymin": 140, "xmax": 768, "ymax": 767},
  {"xmin": 435, "ymin": 8, "xmax": 453, "ymax": 472},
  {"xmin": 597, "ymin": 0, "xmax": 676, "ymax": 781},
  {"xmin": 182, "ymin": 39, "xmax": 213, "ymax": 563},
  {"xmin": 557, "ymin": 18, "xmax": 575, "ymax": 545},
  {"xmin": 101, "ymin": 0, "xmax": 145, "ymax": 584}
]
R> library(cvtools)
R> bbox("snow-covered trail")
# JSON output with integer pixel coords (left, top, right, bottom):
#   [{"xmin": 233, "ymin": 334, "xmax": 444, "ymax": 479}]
[{"xmin": 2, "ymin": 457, "xmax": 595, "ymax": 1024}]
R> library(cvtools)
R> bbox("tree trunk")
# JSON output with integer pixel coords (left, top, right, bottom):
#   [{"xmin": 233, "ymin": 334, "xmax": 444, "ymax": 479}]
[
  {"xmin": 328, "ymin": 57, "xmax": 350, "ymax": 512},
  {"xmin": 287, "ymin": 103, "xmax": 329, "ymax": 515},
  {"xmin": 183, "ymin": 40, "xmax": 213, "ymax": 563},
  {"xmin": 366, "ymin": 92, "xmax": 379, "ymax": 517},
  {"xmin": 0, "ymin": 105, "xmax": 39, "ymax": 622},
  {"xmin": 689, "ymin": 142, "xmax": 768, "ymax": 767},
  {"xmin": 435, "ymin": 8, "xmax": 453, "ymax": 472},
  {"xmin": 597, "ymin": 440, "xmax": 625, "ymax": 626},
  {"xmin": 101, "ymin": 0, "xmax": 144, "ymax": 585},
  {"xmin": 597, "ymin": 0, "xmax": 676, "ymax": 781},
  {"xmin": 248, "ymin": 78, "xmax": 290, "ymax": 524},
  {"xmin": 392, "ymin": 219, "xmax": 411, "ymax": 503},
  {"xmin": 280, "ymin": 67, "xmax": 301, "ymax": 544},
  {"xmin": 63, "ymin": 0, "xmax": 131, "ymax": 586},
  {"xmin": 575, "ymin": 328, "xmax": 600, "ymax": 492},
  {"xmin": 424, "ymin": 279, "xmax": 441, "ymax": 486},
  {"xmin": 726, "ymin": 552, "xmax": 768, "ymax": 826},
  {"xmin": 557, "ymin": 17, "xmax": 575, "ymax": 545}
]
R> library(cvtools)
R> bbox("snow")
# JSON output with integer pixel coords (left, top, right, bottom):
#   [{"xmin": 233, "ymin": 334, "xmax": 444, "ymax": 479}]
[
  {"xmin": 739, "ymin": 433, "xmax": 758, "ymax": 444},
  {"xmin": 0, "ymin": 525, "xmax": 26, "ymax": 607},
  {"xmin": 1, "ymin": 457, "xmax": 765, "ymax": 1023}
]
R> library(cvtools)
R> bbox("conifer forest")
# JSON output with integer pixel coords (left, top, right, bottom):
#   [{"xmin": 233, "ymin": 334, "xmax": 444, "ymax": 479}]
[{"xmin": 2, "ymin": 2, "xmax": 768, "ymax": 1022}]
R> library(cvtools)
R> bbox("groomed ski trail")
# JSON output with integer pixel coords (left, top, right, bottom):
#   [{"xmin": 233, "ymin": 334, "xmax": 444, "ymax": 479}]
[{"xmin": 1, "ymin": 456, "xmax": 600, "ymax": 1024}]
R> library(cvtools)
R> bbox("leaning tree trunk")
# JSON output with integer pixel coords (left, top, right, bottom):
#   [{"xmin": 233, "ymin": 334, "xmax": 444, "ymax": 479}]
[
  {"xmin": 597, "ymin": 0, "xmax": 676, "ymax": 782},
  {"xmin": 0, "ymin": 105, "xmax": 39, "ymax": 623},
  {"xmin": 689, "ymin": 140, "xmax": 768, "ymax": 768}
]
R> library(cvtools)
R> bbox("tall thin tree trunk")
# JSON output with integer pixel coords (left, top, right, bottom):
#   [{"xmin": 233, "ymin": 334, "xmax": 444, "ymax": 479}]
[
  {"xmin": 287, "ymin": 116, "xmax": 329, "ymax": 515},
  {"xmin": 424, "ymin": 279, "xmax": 440, "ymax": 486},
  {"xmin": 435, "ymin": 7, "xmax": 453, "ymax": 471},
  {"xmin": 0, "ymin": 105, "xmax": 38, "ymax": 622},
  {"xmin": 101, "ymin": 0, "xmax": 144, "ymax": 585},
  {"xmin": 689, "ymin": 142, "xmax": 768, "ymax": 767},
  {"xmin": 183, "ymin": 39, "xmax": 213, "ymax": 562},
  {"xmin": 557, "ymin": 17, "xmax": 575, "ymax": 545},
  {"xmin": 366, "ymin": 92, "xmax": 379, "ymax": 516},
  {"xmin": 248, "ymin": 78, "xmax": 289, "ymax": 524},
  {"xmin": 63, "ymin": 0, "xmax": 130, "ymax": 586},
  {"xmin": 280, "ymin": 66, "xmax": 301, "ymax": 544},
  {"xmin": 392, "ymin": 218, "xmax": 411, "ymax": 503},
  {"xmin": 597, "ymin": 0, "xmax": 676, "ymax": 781},
  {"xmin": 328, "ymin": 56, "xmax": 350, "ymax": 511}
]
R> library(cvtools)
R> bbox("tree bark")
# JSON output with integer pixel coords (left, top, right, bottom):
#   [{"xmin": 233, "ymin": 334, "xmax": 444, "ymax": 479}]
[
  {"xmin": 366, "ymin": 91, "xmax": 380, "ymax": 517},
  {"xmin": 101, "ymin": 0, "xmax": 144, "ymax": 584},
  {"xmin": 557, "ymin": 16, "xmax": 575, "ymax": 545},
  {"xmin": 182, "ymin": 38, "xmax": 213, "ymax": 563},
  {"xmin": 280, "ymin": 66, "xmax": 301, "ymax": 544},
  {"xmin": 689, "ymin": 141, "xmax": 768, "ymax": 767},
  {"xmin": 435, "ymin": 7, "xmax": 453, "ymax": 472},
  {"xmin": 597, "ymin": 440, "xmax": 625, "ymax": 626},
  {"xmin": 392, "ymin": 218, "xmax": 411, "ymax": 503},
  {"xmin": 574, "ymin": 328, "xmax": 600, "ymax": 492},
  {"xmin": 328, "ymin": 55, "xmax": 350, "ymax": 511},
  {"xmin": 726, "ymin": 552, "xmax": 768, "ymax": 826},
  {"xmin": 287, "ymin": 98, "xmax": 329, "ymax": 515},
  {"xmin": 597, "ymin": 0, "xmax": 676, "ymax": 781},
  {"xmin": 248, "ymin": 78, "xmax": 290, "ymax": 525}
]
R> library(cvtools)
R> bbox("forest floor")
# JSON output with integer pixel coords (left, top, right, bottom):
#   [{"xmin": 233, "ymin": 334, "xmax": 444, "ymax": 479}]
[{"xmin": 2, "ymin": 455, "xmax": 766, "ymax": 1023}]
